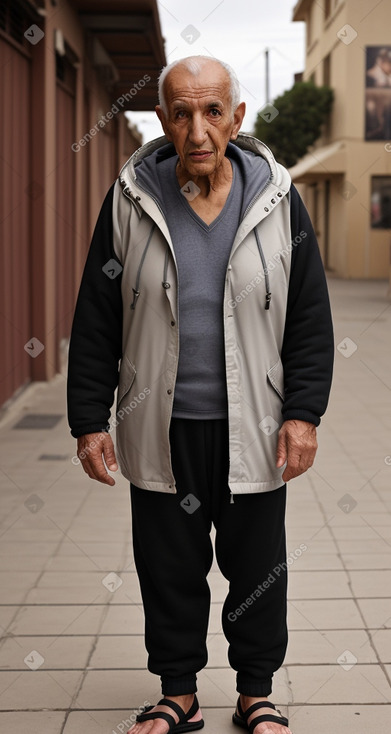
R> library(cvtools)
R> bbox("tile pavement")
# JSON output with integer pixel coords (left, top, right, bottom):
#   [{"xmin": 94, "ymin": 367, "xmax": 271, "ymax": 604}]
[{"xmin": 0, "ymin": 277, "xmax": 390, "ymax": 732}]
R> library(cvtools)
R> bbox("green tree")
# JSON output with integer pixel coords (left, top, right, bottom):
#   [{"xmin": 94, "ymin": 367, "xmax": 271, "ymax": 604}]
[{"xmin": 253, "ymin": 82, "xmax": 334, "ymax": 168}]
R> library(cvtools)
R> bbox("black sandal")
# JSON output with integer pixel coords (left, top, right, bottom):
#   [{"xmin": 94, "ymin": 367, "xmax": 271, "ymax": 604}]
[
  {"xmin": 136, "ymin": 694, "xmax": 204, "ymax": 733},
  {"xmin": 232, "ymin": 696, "xmax": 290, "ymax": 732}
]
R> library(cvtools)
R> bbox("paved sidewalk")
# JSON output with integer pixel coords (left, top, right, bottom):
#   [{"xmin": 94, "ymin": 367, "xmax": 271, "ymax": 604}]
[{"xmin": 0, "ymin": 277, "xmax": 391, "ymax": 733}]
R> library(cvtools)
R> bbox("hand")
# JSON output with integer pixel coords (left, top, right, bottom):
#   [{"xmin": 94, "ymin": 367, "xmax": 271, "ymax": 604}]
[
  {"xmin": 77, "ymin": 432, "xmax": 118, "ymax": 485},
  {"xmin": 276, "ymin": 419, "xmax": 318, "ymax": 482}
]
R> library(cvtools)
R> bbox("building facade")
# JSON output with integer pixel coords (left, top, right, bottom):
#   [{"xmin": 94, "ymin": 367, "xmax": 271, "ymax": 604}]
[
  {"xmin": 291, "ymin": 0, "xmax": 391, "ymax": 279},
  {"xmin": 0, "ymin": 0, "xmax": 166, "ymax": 410}
]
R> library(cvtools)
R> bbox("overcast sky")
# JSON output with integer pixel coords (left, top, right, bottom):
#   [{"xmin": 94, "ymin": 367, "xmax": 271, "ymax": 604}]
[{"xmin": 126, "ymin": 0, "xmax": 305, "ymax": 143}]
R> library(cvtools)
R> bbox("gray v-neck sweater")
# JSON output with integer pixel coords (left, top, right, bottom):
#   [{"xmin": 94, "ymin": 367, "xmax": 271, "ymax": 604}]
[{"xmin": 156, "ymin": 153, "xmax": 244, "ymax": 418}]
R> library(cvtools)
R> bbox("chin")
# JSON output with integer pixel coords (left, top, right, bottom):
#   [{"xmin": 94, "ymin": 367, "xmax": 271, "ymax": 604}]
[{"xmin": 187, "ymin": 162, "xmax": 216, "ymax": 178}]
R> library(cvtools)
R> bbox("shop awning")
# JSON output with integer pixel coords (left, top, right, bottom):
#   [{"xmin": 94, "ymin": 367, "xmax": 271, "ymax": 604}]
[
  {"xmin": 70, "ymin": 0, "xmax": 166, "ymax": 111},
  {"xmin": 289, "ymin": 140, "xmax": 347, "ymax": 182}
]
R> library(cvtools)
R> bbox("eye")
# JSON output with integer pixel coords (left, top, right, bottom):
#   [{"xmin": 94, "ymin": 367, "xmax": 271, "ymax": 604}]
[
  {"xmin": 174, "ymin": 109, "xmax": 187, "ymax": 119},
  {"xmin": 209, "ymin": 108, "xmax": 222, "ymax": 117}
]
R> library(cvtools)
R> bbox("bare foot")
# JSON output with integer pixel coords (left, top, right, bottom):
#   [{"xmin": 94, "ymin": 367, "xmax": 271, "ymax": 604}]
[
  {"xmin": 238, "ymin": 696, "xmax": 293, "ymax": 734},
  {"xmin": 128, "ymin": 694, "xmax": 202, "ymax": 734}
]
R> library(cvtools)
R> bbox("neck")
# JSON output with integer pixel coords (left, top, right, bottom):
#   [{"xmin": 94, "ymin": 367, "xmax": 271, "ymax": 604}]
[{"xmin": 176, "ymin": 156, "xmax": 232, "ymax": 198}]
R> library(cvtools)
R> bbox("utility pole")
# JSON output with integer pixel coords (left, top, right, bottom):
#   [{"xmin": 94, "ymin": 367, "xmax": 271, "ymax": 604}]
[{"xmin": 265, "ymin": 47, "xmax": 270, "ymax": 104}]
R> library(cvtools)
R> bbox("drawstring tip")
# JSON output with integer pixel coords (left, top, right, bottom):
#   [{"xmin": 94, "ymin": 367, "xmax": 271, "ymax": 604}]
[
  {"xmin": 230, "ymin": 492, "xmax": 234, "ymax": 504},
  {"xmin": 265, "ymin": 292, "xmax": 271, "ymax": 310},
  {"xmin": 130, "ymin": 289, "xmax": 140, "ymax": 310}
]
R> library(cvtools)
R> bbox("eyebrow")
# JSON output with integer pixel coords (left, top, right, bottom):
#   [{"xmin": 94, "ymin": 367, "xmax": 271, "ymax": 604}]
[{"xmin": 172, "ymin": 100, "xmax": 224, "ymax": 110}]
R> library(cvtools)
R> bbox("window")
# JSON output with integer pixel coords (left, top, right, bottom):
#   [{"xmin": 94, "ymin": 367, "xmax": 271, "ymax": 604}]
[
  {"xmin": 0, "ymin": 0, "xmax": 37, "ymax": 50},
  {"xmin": 371, "ymin": 177, "xmax": 391, "ymax": 229},
  {"xmin": 56, "ymin": 52, "xmax": 76, "ymax": 91}
]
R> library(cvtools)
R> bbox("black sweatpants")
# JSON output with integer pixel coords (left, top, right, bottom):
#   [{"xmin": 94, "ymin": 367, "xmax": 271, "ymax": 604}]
[{"xmin": 130, "ymin": 418, "xmax": 288, "ymax": 698}]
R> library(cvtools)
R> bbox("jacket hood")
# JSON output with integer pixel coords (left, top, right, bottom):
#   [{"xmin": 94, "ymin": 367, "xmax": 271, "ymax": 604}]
[{"xmin": 118, "ymin": 132, "xmax": 291, "ymax": 218}]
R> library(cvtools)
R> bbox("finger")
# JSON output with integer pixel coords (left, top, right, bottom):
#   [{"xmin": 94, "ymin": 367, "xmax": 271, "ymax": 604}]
[
  {"xmin": 82, "ymin": 452, "xmax": 115, "ymax": 485},
  {"xmin": 276, "ymin": 430, "xmax": 287, "ymax": 468},
  {"xmin": 282, "ymin": 446, "xmax": 316, "ymax": 481},
  {"xmin": 281, "ymin": 443, "xmax": 304, "ymax": 481},
  {"xmin": 102, "ymin": 435, "xmax": 118, "ymax": 471},
  {"xmin": 77, "ymin": 433, "xmax": 116, "ymax": 485},
  {"xmin": 282, "ymin": 463, "xmax": 297, "ymax": 482}
]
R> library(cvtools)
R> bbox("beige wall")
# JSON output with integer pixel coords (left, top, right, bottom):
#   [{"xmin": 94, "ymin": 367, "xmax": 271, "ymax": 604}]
[
  {"xmin": 327, "ymin": 177, "xmax": 346, "ymax": 275},
  {"xmin": 346, "ymin": 143, "xmax": 391, "ymax": 277},
  {"xmin": 294, "ymin": 0, "xmax": 391, "ymax": 279}
]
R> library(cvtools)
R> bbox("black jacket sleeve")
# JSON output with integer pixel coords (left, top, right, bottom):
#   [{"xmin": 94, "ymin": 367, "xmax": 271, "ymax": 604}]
[
  {"xmin": 281, "ymin": 185, "xmax": 334, "ymax": 426},
  {"xmin": 67, "ymin": 183, "xmax": 123, "ymax": 438}
]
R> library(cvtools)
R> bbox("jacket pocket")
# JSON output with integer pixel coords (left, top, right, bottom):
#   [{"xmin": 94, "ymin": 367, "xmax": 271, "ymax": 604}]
[
  {"xmin": 267, "ymin": 358, "xmax": 284, "ymax": 401},
  {"xmin": 117, "ymin": 356, "xmax": 137, "ymax": 407}
]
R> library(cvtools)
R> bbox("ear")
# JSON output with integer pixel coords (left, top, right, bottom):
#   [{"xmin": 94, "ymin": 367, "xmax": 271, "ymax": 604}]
[
  {"xmin": 230, "ymin": 102, "xmax": 246, "ymax": 140},
  {"xmin": 155, "ymin": 105, "xmax": 172, "ymax": 141}
]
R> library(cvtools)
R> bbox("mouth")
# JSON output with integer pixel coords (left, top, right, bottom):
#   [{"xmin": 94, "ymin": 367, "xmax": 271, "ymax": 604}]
[{"xmin": 188, "ymin": 151, "xmax": 213, "ymax": 161}]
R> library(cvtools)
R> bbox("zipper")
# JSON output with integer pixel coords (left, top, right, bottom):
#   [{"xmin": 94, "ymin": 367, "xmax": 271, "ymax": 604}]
[
  {"xmin": 223, "ymin": 177, "xmax": 274, "ymax": 288},
  {"xmin": 120, "ymin": 175, "xmax": 180, "ymax": 488},
  {"xmin": 120, "ymin": 175, "xmax": 167, "ymax": 222},
  {"xmin": 241, "ymin": 178, "xmax": 273, "ymax": 222}
]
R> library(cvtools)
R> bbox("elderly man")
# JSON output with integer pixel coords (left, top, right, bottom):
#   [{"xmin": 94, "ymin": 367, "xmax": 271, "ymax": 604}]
[{"xmin": 67, "ymin": 56, "xmax": 333, "ymax": 734}]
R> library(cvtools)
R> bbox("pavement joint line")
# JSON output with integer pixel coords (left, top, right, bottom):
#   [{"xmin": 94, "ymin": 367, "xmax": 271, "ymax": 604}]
[
  {"xmin": 57, "ymin": 611, "xmax": 112, "ymax": 733},
  {"xmin": 359, "ymin": 302, "xmax": 391, "ymax": 336},
  {"xmin": 4, "ymin": 628, "xmax": 390, "ymax": 636},
  {"xmin": 46, "ymin": 595, "xmax": 103, "ymax": 649},
  {"xmin": 1, "ymin": 703, "xmax": 390, "ymax": 712},
  {"xmin": 357, "ymin": 668, "xmax": 391, "ymax": 702},
  {"xmin": 45, "ymin": 515, "xmax": 105, "ymax": 571},
  {"xmin": 3, "ymin": 597, "xmax": 388, "ymax": 605},
  {"xmin": 0, "ymin": 663, "xmax": 387, "ymax": 672},
  {"xmin": 30, "ymin": 566, "xmax": 373, "ymax": 575}
]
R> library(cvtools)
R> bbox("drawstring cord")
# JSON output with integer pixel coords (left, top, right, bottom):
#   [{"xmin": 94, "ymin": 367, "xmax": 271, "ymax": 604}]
[
  {"xmin": 131, "ymin": 225, "xmax": 270, "ymax": 313},
  {"xmin": 130, "ymin": 224, "xmax": 156, "ymax": 310},
  {"xmin": 162, "ymin": 246, "xmax": 170, "ymax": 290},
  {"xmin": 254, "ymin": 227, "xmax": 272, "ymax": 310}
]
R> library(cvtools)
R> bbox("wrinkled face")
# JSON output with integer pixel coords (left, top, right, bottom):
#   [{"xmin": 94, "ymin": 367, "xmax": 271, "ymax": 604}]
[{"xmin": 156, "ymin": 62, "xmax": 245, "ymax": 178}]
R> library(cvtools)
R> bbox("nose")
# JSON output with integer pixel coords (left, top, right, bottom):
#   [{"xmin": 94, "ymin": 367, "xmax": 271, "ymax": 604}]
[{"xmin": 188, "ymin": 113, "xmax": 208, "ymax": 146}]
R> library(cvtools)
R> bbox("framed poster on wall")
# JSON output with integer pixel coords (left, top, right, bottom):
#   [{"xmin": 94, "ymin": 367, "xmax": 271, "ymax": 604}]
[
  {"xmin": 371, "ymin": 177, "xmax": 391, "ymax": 229},
  {"xmin": 365, "ymin": 46, "xmax": 391, "ymax": 140}
]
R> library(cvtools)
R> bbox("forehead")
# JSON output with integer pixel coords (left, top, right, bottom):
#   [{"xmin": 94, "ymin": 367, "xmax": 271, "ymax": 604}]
[{"xmin": 164, "ymin": 63, "xmax": 231, "ymax": 106}]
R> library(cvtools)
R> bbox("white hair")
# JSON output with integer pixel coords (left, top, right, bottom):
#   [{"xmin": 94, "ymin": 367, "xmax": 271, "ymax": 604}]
[{"xmin": 158, "ymin": 55, "xmax": 240, "ymax": 118}]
